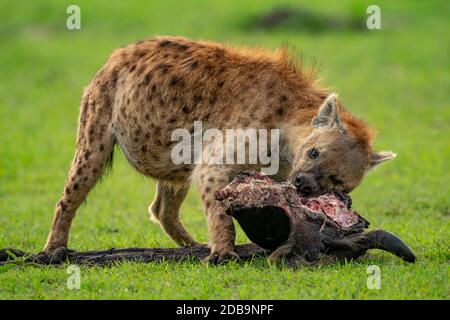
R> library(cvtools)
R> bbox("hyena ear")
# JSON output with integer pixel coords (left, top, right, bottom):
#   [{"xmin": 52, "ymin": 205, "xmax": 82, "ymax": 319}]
[
  {"xmin": 311, "ymin": 93, "xmax": 343, "ymax": 130},
  {"xmin": 370, "ymin": 151, "xmax": 397, "ymax": 168}
]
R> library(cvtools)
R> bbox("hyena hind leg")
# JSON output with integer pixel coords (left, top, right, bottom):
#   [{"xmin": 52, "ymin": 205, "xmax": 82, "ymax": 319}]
[
  {"xmin": 149, "ymin": 181, "xmax": 198, "ymax": 247},
  {"xmin": 44, "ymin": 136, "xmax": 115, "ymax": 253},
  {"xmin": 44, "ymin": 90, "xmax": 116, "ymax": 253}
]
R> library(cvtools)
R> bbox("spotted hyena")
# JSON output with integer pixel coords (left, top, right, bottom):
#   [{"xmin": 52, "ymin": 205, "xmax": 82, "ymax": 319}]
[{"xmin": 44, "ymin": 36, "xmax": 396, "ymax": 262}]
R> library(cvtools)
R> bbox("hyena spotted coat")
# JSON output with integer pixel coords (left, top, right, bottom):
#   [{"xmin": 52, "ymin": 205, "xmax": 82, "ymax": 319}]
[{"xmin": 44, "ymin": 36, "xmax": 396, "ymax": 262}]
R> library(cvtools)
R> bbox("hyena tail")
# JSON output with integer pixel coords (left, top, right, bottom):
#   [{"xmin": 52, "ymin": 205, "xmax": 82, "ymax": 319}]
[{"xmin": 44, "ymin": 74, "xmax": 117, "ymax": 253}]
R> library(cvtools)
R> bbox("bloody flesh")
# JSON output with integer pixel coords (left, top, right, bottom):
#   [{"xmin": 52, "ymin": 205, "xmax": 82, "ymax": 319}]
[{"xmin": 299, "ymin": 193, "xmax": 359, "ymax": 228}]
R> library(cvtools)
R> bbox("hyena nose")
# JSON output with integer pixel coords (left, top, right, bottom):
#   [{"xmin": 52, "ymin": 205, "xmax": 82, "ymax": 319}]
[{"xmin": 294, "ymin": 174, "xmax": 314, "ymax": 195}]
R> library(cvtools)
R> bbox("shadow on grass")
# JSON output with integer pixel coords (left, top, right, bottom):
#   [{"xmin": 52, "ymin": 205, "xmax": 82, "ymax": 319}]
[{"xmin": 244, "ymin": 6, "xmax": 366, "ymax": 33}]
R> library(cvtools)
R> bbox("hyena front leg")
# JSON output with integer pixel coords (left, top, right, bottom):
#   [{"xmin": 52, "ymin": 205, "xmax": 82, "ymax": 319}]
[
  {"xmin": 196, "ymin": 165, "xmax": 240, "ymax": 263},
  {"xmin": 149, "ymin": 180, "xmax": 198, "ymax": 247}
]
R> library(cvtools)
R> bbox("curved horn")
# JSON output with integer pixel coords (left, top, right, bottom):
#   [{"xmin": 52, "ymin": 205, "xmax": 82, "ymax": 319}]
[{"xmin": 364, "ymin": 230, "xmax": 416, "ymax": 263}]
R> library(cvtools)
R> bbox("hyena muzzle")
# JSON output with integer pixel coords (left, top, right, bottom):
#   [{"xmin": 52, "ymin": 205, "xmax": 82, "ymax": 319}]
[{"xmin": 44, "ymin": 36, "xmax": 396, "ymax": 262}]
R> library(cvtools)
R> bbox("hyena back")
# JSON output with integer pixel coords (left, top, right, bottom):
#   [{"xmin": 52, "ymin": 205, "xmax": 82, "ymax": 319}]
[{"xmin": 44, "ymin": 36, "xmax": 396, "ymax": 262}]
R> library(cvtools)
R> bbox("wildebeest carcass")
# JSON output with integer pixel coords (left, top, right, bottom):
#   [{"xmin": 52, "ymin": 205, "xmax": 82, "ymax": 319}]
[{"xmin": 215, "ymin": 171, "xmax": 416, "ymax": 267}]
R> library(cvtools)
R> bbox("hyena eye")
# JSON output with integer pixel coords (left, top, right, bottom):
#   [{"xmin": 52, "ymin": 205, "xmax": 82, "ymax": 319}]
[
  {"xmin": 329, "ymin": 175, "xmax": 343, "ymax": 185},
  {"xmin": 309, "ymin": 148, "xmax": 319, "ymax": 159}
]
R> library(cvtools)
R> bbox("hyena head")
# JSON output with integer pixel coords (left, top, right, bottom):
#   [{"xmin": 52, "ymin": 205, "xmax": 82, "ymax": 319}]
[{"xmin": 290, "ymin": 93, "xmax": 396, "ymax": 196}]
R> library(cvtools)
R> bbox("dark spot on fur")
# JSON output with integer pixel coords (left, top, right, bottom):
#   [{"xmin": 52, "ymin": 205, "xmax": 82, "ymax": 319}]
[
  {"xmin": 182, "ymin": 105, "xmax": 190, "ymax": 113},
  {"xmin": 170, "ymin": 76, "xmax": 179, "ymax": 86},
  {"xmin": 159, "ymin": 40, "xmax": 189, "ymax": 51},
  {"xmin": 276, "ymin": 107, "xmax": 284, "ymax": 116},
  {"xmin": 219, "ymin": 213, "xmax": 227, "ymax": 220},
  {"xmin": 73, "ymin": 183, "xmax": 79, "ymax": 191},
  {"xmin": 76, "ymin": 168, "xmax": 82, "ymax": 176},
  {"xmin": 84, "ymin": 151, "xmax": 91, "ymax": 160},
  {"xmin": 280, "ymin": 95, "xmax": 288, "ymax": 102},
  {"xmin": 59, "ymin": 201, "xmax": 68, "ymax": 211},
  {"xmin": 205, "ymin": 186, "xmax": 211, "ymax": 193},
  {"xmin": 110, "ymin": 70, "xmax": 119, "ymax": 87},
  {"xmin": 168, "ymin": 117, "xmax": 177, "ymax": 123},
  {"xmin": 207, "ymin": 177, "xmax": 215, "ymax": 183},
  {"xmin": 145, "ymin": 113, "xmax": 150, "ymax": 120},
  {"xmin": 157, "ymin": 63, "xmax": 171, "ymax": 74},
  {"xmin": 100, "ymin": 144, "xmax": 105, "ymax": 151},
  {"xmin": 159, "ymin": 40, "xmax": 173, "ymax": 48},
  {"xmin": 209, "ymin": 93, "xmax": 217, "ymax": 105},
  {"xmin": 190, "ymin": 61, "xmax": 198, "ymax": 69},
  {"xmin": 122, "ymin": 61, "xmax": 131, "ymax": 70},
  {"xmin": 193, "ymin": 95, "xmax": 203, "ymax": 104},
  {"xmin": 205, "ymin": 65, "xmax": 213, "ymax": 75},
  {"xmin": 141, "ymin": 145, "xmax": 147, "ymax": 153},
  {"xmin": 143, "ymin": 72, "xmax": 152, "ymax": 85}
]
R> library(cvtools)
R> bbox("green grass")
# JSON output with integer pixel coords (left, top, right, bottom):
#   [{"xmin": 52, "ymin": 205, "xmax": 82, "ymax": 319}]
[{"xmin": 0, "ymin": 0, "xmax": 449, "ymax": 299}]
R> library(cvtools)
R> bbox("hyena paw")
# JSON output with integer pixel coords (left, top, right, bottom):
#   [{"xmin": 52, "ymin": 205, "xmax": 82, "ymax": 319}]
[
  {"xmin": 204, "ymin": 245, "xmax": 240, "ymax": 264},
  {"xmin": 36, "ymin": 246, "xmax": 72, "ymax": 264},
  {"xmin": 43, "ymin": 242, "xmax": 67, "ymax": 255}
]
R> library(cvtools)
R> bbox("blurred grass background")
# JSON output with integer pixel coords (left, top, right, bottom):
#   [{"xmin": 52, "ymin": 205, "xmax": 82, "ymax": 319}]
[{"xmin": 0, "ymin": 0, "xmax": 448, "ymax": 299}]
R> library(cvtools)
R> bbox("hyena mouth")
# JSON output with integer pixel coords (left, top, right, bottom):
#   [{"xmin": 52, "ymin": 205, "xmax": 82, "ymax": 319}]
[
  {"xmin": 291, "ymin": 172, "xmax": 323, "ymax": 197},
  {"xmin": 215, "ymin": 170, "xmax": 416, "ymax": 266}
]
